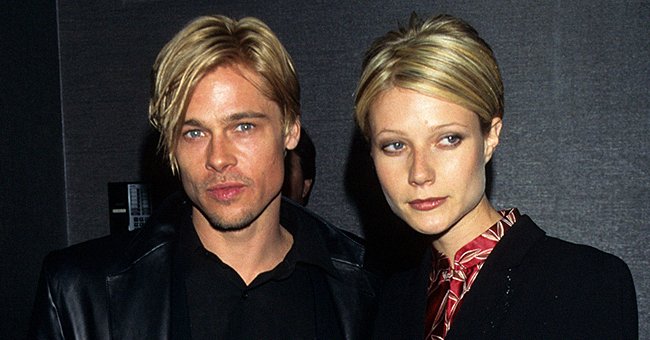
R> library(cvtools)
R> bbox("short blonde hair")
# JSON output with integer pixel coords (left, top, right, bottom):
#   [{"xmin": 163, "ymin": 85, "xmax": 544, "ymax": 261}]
[
  {"xmin": 354, "ymin": 14, "xmax": 503, "ymax": 139},
  {"xmin": 149, "ymin": 15, "xmax": 300, "ymax": 172}
]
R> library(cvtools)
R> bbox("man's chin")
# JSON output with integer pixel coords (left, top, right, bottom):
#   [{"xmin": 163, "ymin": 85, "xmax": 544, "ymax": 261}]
[
  {"xmin": 208, "ymin": 220, "xmax": 252, "ymax": 232},
  {"xmin": 206, "ymin": 212, "xmax": 256, "ymax": 232}
]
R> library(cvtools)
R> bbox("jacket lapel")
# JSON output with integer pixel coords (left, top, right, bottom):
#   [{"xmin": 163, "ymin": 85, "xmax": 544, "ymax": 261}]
[
  {"xmin": 106, "ymin": 195, "xmax": 191, "ymax": 340},
  {"xmin": 327, "ymin": 261, "xmax": 379, "ymax": 340},
  {"xmin": 107, "ymin": 242, "xmax": 174, "ymax": 340},
  {"xmin": 447, "ymin": 216, "xmax": 545, "ymax": 339}
]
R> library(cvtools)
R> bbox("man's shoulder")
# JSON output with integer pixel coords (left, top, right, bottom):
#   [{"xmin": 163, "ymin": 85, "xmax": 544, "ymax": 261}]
[
  {"xmin": 41, "ymin": 192, "xmax": 189, "ymax": 280},
  {"xmin": 280, "ymin": 198, "xmax": 383, "ymax": 289},
  {"xmin": 42, "ymin": 230, "xmax": 140, "ymax": 279},
  {"xmin": 281, "ymin": 198, "xmax": 365, "ymax": 257}
]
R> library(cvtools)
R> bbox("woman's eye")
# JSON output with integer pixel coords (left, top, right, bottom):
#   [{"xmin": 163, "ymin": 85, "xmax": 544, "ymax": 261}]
[
  {"xmin": 440, "ymin": 135, "xmax": 462, "ymax": 146},
  {"xmin": 382, "ymin": 141, "xmax": 405, "ymax": 153},
  {"xmin": 184, "ymin": 130, "xmax": 204, "ymax": 139},
  {"xmin": 235, "ymin": 123, "xmax": 255, "ymax": 132}
]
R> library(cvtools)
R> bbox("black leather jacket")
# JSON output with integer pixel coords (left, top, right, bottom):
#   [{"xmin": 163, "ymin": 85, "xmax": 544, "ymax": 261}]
[{"xmin": 28, "ymin": 194, "xmax": 379, "ymax": 339}]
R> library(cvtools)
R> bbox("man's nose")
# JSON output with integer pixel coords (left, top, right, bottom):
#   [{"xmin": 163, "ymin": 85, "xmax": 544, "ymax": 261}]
[{"xmin": 205, "ymin": 135, "xmax": 237, "ymax": 172}]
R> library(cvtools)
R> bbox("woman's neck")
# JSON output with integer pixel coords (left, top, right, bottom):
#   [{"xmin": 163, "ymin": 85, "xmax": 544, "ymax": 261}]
[{"xmin": 432, "ymin": 195, "xmax": 502, "ymax": 265}]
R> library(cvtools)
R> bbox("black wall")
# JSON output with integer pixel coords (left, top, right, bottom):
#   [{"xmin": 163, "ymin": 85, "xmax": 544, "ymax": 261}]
[
  {"xmin": 1, "ymin": 1, "xmax": 66, "ymax": 338},
  {"xmin": 2, "ymin": 1, "xmax": 648, "ymax": 338}
]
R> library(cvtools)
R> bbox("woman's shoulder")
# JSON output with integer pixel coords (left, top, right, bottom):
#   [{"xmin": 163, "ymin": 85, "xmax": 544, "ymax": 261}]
[
  {"xmin": 530, "ymin": 229, "xmax": 630, "ymax": 272},
  {"xmin": 505, "ymin": 214, "xmax": 629, "ymax": 271}
]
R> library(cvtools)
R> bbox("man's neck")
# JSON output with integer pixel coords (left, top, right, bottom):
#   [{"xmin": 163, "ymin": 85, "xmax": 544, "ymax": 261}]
[{"xmin": 192, "ymin": 206, "xmax": 293, "ymax": 285}]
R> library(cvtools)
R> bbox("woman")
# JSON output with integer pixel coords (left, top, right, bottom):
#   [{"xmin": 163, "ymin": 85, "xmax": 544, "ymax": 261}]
[{"xmin": 354, "ymin": 14, "xmax": 637, "ymax": 339}]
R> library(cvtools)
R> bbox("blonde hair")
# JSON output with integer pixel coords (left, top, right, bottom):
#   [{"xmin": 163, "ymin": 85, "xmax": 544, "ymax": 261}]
[
  {"xmin": 149, "ymin": 15, "xmax": 300, "ymax": 173},
  {"xmin": 354, "ymin": 14, "xmax": 503, "ymax": 139}
]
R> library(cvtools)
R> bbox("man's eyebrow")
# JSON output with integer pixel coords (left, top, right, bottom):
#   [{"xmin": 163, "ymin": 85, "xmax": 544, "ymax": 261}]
[
  {"xmin": 181, "ymin": 112, "xmax": 269, "ymax": 126},
  {"xmin": 227, "ymin": 111, "xmax": 269, "ymax": 122},
  {"xmin": 181, "ymin": 118, "xmax": 203, "ymax": 127}
]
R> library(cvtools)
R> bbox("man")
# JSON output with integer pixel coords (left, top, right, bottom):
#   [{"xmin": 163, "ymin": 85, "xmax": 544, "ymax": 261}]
[
  {"xmin": 282, "ymin": 127, "xmax": 316, "ymax": 206},
  {"xmin": 29, "ymin": 15, "xmax": 377, "ymax": 339}
]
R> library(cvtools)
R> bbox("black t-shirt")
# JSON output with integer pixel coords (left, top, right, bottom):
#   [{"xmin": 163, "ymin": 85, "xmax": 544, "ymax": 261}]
[{"xmin": 176, "ymin": 213, "xmax": 343, "ymax": 339}]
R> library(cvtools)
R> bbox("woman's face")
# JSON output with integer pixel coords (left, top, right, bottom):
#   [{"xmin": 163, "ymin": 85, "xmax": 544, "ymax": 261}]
[{"xmin": 368, "ymin": 87, "xmax": 501, "ymax": 240}]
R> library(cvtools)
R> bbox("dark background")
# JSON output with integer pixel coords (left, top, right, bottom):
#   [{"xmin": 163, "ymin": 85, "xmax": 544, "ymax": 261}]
[{"xmin": 2, "ymin": 1, "xmax": 648, "ymax": 338}]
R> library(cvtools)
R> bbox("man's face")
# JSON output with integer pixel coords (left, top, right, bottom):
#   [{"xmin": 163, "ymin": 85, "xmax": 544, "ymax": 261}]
[{"xmin": 174, "ymin": 64, "xmax": 299, "ymax": 231}]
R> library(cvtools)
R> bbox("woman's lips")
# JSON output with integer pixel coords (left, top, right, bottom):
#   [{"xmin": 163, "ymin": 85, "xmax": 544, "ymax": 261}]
[{"xmin": 408, "ymin": 197, "xmax": 446, "ymax": 211}]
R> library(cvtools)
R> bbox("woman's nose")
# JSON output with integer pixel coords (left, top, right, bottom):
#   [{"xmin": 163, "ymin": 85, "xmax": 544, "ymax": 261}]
[{"xmin": 408, "ymin": 149, "xmax": 434, "ymax": 186}]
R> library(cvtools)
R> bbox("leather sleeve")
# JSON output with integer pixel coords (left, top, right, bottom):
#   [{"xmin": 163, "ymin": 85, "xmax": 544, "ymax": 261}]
[{"xmin": 27, "ymin": 255, "xmax": 65, "ymax": 340}]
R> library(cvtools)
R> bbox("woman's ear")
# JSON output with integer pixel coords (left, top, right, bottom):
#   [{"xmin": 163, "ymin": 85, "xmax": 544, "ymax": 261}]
[{"xmin": 483, "ymin": 117, "xmax": 502, "ymax": 164}]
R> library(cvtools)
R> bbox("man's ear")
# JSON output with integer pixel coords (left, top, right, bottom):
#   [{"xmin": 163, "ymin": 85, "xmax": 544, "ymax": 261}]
[
  {"xmin": 285, "ymin": 119, "xmax": 300, "ymax": 151},
  {"xmin": 484, "ymin": 117, "xmax": 502, "ymax": 164}
]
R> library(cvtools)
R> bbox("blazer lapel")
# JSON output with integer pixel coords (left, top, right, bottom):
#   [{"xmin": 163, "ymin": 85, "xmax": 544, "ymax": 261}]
[{"xmin": 447, "ymin": 216, "xmax": 545, "ymax": 339}]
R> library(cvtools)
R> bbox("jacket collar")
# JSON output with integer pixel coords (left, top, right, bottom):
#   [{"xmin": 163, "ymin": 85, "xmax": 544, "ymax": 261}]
[
  {"xmin": 447, "ymin": 214, "xmax": 546, "ymax": 339},
  {"xmin": 386, "ymin": 215, "xmax": 547, "ymax": 339},
  {"xmin": 110, "ymin": 192, "xmax": 188, "ymax": 273},
  {"xmin": 280, "ymin": 197, "xmax": 344, "ymax": 278},
  {"xmin": 105, "ymin": 193, "xmax": 375, "ymax": 340}
]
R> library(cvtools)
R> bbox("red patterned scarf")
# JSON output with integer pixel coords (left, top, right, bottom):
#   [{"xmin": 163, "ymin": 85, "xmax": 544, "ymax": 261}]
[{"xmin": 424, "ymin": 209, "xmax": 519, "ymax": 339}]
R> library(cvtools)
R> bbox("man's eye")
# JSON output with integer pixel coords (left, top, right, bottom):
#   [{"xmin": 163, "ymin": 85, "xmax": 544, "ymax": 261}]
[
  {"xmin": 184, "ymin": 130, "xmax": 204, "ymax": 139},
  {"xmin": 382, "ymin": 141, "xmax": 405, "ymax": 153},
  {"xmin": 235, "ymin": 123, "xmax": 255, "ymax": 132}
]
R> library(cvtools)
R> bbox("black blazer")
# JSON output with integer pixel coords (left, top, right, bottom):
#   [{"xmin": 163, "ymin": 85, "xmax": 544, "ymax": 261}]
[
  {"xmin": 28, "ymin": 194, "xmax": 379, "ymax": 339},
  {"xmin": 373, "ymin": 215, "xmax": 638, "ymax": 339}
]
